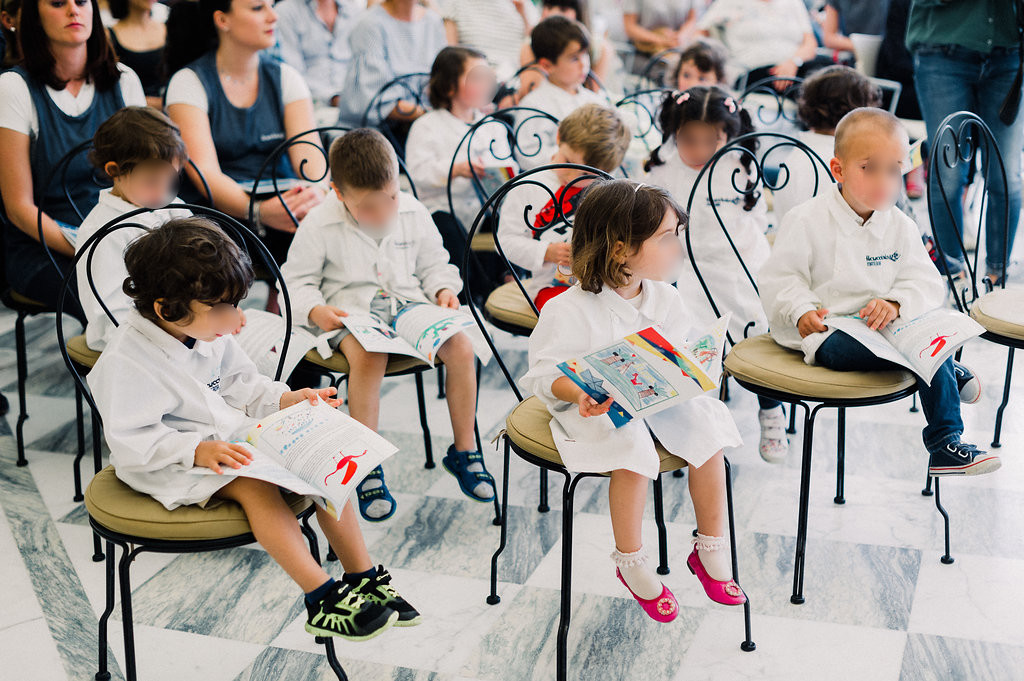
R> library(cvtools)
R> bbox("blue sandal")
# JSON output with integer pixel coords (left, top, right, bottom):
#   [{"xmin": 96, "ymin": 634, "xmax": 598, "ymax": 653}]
[
  {"xmin": 442, "ymin": 446, "xmax": 496, "ymax": 503},
  {"xmin": 356, "ymin": 466, "xmax": 397, "ymax": 522}
]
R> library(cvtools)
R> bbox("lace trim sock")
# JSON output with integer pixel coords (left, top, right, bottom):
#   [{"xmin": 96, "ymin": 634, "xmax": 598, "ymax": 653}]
[
  {"xmin": 693, "ymin": 533, "xmax": 732, "ymax": 582},
  {"xmin": 611, "ymin": 546, "xmax": 662, "ymax": 600}
]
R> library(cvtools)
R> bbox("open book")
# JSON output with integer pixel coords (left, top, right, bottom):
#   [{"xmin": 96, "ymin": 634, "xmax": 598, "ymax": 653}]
[
  {"xmin": 235, "ymin": 309, "xmax": 340, "ymax": 379},
  {"xmin": 474, "ymin": 163, "xmax": 517, "ymax": 200},
  {"xmin": 190, "ymin": 401, "xmax": 398, "ymax": 518},
  {"xmin": 341, "ymin": 303, "xmax": 492, "ymax": 366},
  {"xmin": 557, "ymin": 321, "xmax": 725, "ymax": 428},
  {"xmin": 825, "ymin": 308, "xmax": 984, "ymax": 384}
]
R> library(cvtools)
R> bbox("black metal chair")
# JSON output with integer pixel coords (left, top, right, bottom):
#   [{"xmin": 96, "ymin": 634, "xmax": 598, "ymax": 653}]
[
  {"xmin": 924, "ymin": 111, "xmax": 1022, "ymax": 452},
  {"xmin": 57, "ymin": 204, "xmax": 352, "ymax": 681},
  {"xmin": 687, "ymin": 132, "xmax": 956, "ymax": 606},
  {"xmin": 360, "ymin": 72, "xmax": 431, "ymax": 158},
  {"xmin": 462, "ymin": 165, "xmax": 755, "ymax": 680},
  {"xmin": 633, "ymin": 47, "xmax": 684, "ymax": 90},
  {"xmin": 738, "ymin": 75, "xmax": 804, "ymax": 131}
]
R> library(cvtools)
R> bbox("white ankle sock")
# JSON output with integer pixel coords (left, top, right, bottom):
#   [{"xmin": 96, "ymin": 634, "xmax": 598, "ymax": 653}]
[
  {"xmin": 693, "ymin": 533, "xmax": 732, "ymax": 582},
  {"xmin": 611, "ymin": 547, "xmax": 662, "ymax": 600}
]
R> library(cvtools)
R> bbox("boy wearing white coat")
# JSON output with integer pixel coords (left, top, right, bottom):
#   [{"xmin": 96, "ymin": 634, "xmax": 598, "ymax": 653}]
[
  {"xmin": 759, "ymin": 108, "xmax": 997, "ymax": 477},
  {"xmin": 280, "ymin": 129, "xmax": 493, "ymax": 523},
  {"xmin": 88, "ymin": 218, "xmax": 421, "ymax": 641}
]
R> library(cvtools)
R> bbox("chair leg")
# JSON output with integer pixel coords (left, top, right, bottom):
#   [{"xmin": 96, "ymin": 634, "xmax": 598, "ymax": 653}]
[
  {"xmin": 95, "ymin": 539, "xmax": 116, "ymax": 681},
  {"xmin": 487, "ymin": 438, "xmax": 512, "ymax": 605},
  {"xmin": 991, "ymin": 347, "xmax": 1014, "ymax": 448},
  {"xmin": 73, "ymin": 384, "xmax": 86, "ymax": 502},
  {"xmin": 539, "ymin": 469, "xmax": 550, "ymax": 512},
  {"xmin": 117, "ymin": 546, "xmax": 138, "ymax": 681},
  {"xmin": 14, "ymin": 311, "xmax": 29, "ymax": 467},
  {"xmin": 556, "ymin": 473, "xmax": 582, "ymax": 681},
  {"xmin": 834, "ymin": 407, "xmax": 846, "ymax": 505},
  {"xmin": 791, "ymin": 403, "xmax": 818, "ymax": 605},
  {"xmin": 909, "ymin": 393, "xmax": 919, "ymax": 413},
  {"xmin": 436, "ymin": 364, "xmax": 446, "ymax": 399},
  {"xmin": 89, "ymin": 408, "xmax": 105, "ymax": 561},
  {"xmin": 921, "ymin": 469, "xmax": 934, "ymax": 496},
  {"xmin": 321, "ymin": 638, "xmax": 350, "ymax": 681},
  {"xmin": 414, "ymin": 372, "xmax": 435, "ymax": 469},
  {"xmin": 933, "ymin": 477, "xmax": 954, "ymax": 565},
  {"xmin": 786, "ymin": 403, "xmax": 797, "ymax": 434},
  {"xmin": 724, "ymin": 458, "xmax": 755, "ymax": 652},
  {"xmin": 652, "ymin": 474, "xmax": 670, "ymax": 575},
  {"xmin": 672, "ymin": 469, "xmax": 684, "ymax": 478}
]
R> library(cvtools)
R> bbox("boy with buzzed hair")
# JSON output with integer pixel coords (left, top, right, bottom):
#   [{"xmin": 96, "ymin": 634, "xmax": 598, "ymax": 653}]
[{"xmin": 759, "ymin": 108, "xmax": 997, "ymax": 477}]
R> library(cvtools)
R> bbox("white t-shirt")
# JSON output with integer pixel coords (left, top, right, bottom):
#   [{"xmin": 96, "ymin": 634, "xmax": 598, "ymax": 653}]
[
  {"xmin": 164, "ymin": 62, "xmax": 311, "ymax": 113},
  {"xmin": 698, "ymin": 0, "xmax": 813, "ymax": 70},
  {"xmin": 0, "ymin": 63, "xmax": 146, "ymax": 138}
]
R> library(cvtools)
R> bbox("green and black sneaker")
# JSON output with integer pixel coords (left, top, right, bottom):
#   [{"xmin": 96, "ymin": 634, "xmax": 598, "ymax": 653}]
[
  {"xmin": 305, "ymin": 580, "xmax": 398, "ymax": 641},
  {"xmin": 349, "ymin": 565, "xmax": 422, "ymax": 627}
]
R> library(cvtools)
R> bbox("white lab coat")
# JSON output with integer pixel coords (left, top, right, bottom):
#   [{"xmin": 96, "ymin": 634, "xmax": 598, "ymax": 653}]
[
  {"xmin": 515, "ymin": 79, "xmax": 607, "ymax": 170},
  {"xmin": 76, "ymin": 189, "xmax": 191, "ymax": 350},
  {"xmin": 758, "ymin": 185, "xmax": 946, "ymax": 363},
  {"xmin": 279, "ymin": 191, "xmax": 463, "ymax": 327},
  {"xmin": 496, "ymin": 170, "xmax": 574, "ymax": 296},
  {"xmin": 87, "ymin": 311, "xmax": 290, "ymax": 509},
  {"xmin": 770, "ymin": 130, "xmax": 835, "ymax": 226},
  {"xmin": 520, "ymin": 281, "xmax": 743, "ymax": 479},
  {"xmin": 645, "ymin": 143, "xmax": 771, "ymax": 342},
  {"xmin": 405, "ymin": 108, "xmax": 513, "ymax": 228}
]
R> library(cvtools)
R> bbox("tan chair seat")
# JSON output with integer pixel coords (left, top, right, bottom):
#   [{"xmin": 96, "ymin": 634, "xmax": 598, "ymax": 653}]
[
  {"xmin": 470, "ymin": 232, "xmax": 497, "ymax": 253},
  {"xmin": 85, "ymin": 466, "xmax": 311, "ymax": 541},
  {"xmin": 484, "ymin": 281, "xmax": 538, "ymax": 332},
  {"xmin": 302, "ymin": 349, "xmax": 430, "ymax": 375},
  {"xmin": 67, "ymin": 333, "xmax": 101, "ymax": 369},
  {"xmin": 505, "ymin": 396, "xmax": 686, "ymax": 474},
  {"xmin": 970, "ymin": 289, "xmax": 1024, "ymax": 341},
  {"xmin": 725, "ymin": 334, "xmax": 916, "ymax": 401},
  {"xmin": 3, "ymin": 288, "xmax": 50, "ymax": 312}
]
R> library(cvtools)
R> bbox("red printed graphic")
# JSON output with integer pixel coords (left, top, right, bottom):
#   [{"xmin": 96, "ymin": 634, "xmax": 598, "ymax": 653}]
[
  {"xmin": 919, "ymin": 332, "xmax": 958, "ymax": 359},
  {"xmin": 324, "ymin": 450, "xmax": 367, "ymax": 486}
]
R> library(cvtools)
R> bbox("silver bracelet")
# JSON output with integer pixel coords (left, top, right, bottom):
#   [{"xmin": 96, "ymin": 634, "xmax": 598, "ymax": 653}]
[{"xmin": 253, "ymin": 199, "xmax": 266, "ymax": 238}]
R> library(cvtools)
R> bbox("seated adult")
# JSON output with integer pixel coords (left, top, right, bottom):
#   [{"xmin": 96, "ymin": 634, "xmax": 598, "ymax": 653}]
[
  {"xmin": 164, "ymin": 0, "xmax": 325, "ymax": 264},
  {"xmin": 275, "ymin": 0, "xmax": 362, "ymax": 111},
  {"xmin": 335, "ymin": 0, "xmax": 446, "ymax": 128},
  {"xmin": 0, "ymin": 0, "xmax": 144, "ymax": 314},
  {"xmin": 107, "ymin": 0, "xmax": 167, "ymax": 108},
  {"xmin": 622, "ymin": 0, "xmax": 698, "ymax": 56},
  {"xmin": 442, "ymin": 0, "xmax": 536, "ymax": 82},
  {"xmin": 821, "ymin": 0, "xmax": 890, "ymax": 54},
  {"xmin": 698, "ymin": 0, "xmax": 828, "ymax": 89}
]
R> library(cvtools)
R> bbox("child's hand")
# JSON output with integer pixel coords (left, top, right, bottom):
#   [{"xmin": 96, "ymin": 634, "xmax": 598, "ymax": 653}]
[
  {"xmin": 797, "ymin": 308, "xmax": 829, "ymax": 338},
  {"xmin": 454, "ymin": 160, "xmax": 486, "ymax": 179},
  {"xmin": 577, "ymin": 392, "xmax": 614, "ymax": 418},
  {"xmin": 309, "ymin": 304, "xmax": 348, "ymax": 332},
  {"xmin": 194, "ymin": 440, "xmax": 252, "ymax": 474},
  {"xmin": 436, "ymin": 289, "xmax": 460, "ymax": 309},
  {"xmin": 280, "ymin": 386, "xmax": 343, "ymax": 410},
  {"xmin": 544, "ymin": 242, "xmax": 571, "ymax": 267},
  {"xmin": 859, "ymin": 298, "xmax": 900, "ymax": 331},
  {"xmin": 231, "ymin": 308, "xmax": 247, "ymax": 335}
]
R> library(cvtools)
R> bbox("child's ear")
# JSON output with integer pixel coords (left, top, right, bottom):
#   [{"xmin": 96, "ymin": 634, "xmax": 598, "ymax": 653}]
[
  {"xmin": 610, "ymin": 240, "xmax": 629, "ymax": 264},
  {"xmin": 153, "ymin": 299, "xmax": 166, "ymax": 322},
  {"xmin": 330, "ymin": 182, "xmax": 343, "ymax": 201},
  {"xmin": 829, "ymin": 157, "xmax": 844, "ymax": 183},
  {"xmin": 537, "ymin": 57, "xmax": 555, "ymax": 71},
  {"xmin": 104, "ymin": 161, "xmax": 120, "ymax": 179}
]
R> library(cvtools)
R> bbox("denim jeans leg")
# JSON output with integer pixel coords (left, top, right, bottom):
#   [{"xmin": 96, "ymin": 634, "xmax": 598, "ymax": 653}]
[{"xmin": 917, "ymin": 358, "xmax": 964, "ymax": 453}]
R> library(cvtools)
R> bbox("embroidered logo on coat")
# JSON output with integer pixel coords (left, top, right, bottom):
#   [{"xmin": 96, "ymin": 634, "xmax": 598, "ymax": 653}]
[
  {"xmin": 207, "ymin": 377, "xmax": 221, "ymax": 392},
  {"xmin": 865, "ymin": 251, "xmax": 900, "ymax": 266}
]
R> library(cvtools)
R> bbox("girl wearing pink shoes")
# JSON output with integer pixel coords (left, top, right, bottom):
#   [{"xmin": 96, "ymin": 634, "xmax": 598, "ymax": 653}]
[{"xmin": 520, "ymin": 179, "xmax": 747, "ymax": 621}]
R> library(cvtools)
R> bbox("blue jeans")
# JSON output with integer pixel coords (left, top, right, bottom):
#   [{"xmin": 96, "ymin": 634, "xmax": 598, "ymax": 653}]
[
  {"xmin": 814, "ymin": 330, "xmax": 962, "ymax": 455},
  {"xmin": 914, "ymin": 44, "xmax": 1023, "ymax": 276}
]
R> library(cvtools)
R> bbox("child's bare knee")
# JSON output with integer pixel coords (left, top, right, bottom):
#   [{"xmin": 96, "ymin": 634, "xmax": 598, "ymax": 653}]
[
  {"xmin": 439, "ymin": 332, "xmax": 474, "ymax": 363},
  {"xmin": 341, "ymin": 337, "xmax": 388, "ymax": 373}
]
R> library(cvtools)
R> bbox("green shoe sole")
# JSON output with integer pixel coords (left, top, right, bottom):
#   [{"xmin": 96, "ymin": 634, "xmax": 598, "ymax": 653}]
[{"xmin": 304, "ymin": 610, "xmax": 399, "ymax": 641}]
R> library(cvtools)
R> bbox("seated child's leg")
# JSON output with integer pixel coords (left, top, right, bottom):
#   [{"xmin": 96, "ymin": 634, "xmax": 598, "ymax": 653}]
[
  {"xmin": 917, "ymin": 357, "xmax": 964, "ymax": 453},
  {"xmin": 339, "ymin": 334, "xmax": 389, "ymax": 432},
  {"xmin": 215, "ymin": 477, "xmax": 330, "ymax": 591},
  {"xmin": 686, "ymin": 451, "xmax": 731, "ymax": 581},
  {"xmin": 435, "ymin": 332, "xmax": 477, "ymax": 452},
  {"xmin": 608, "ymin": 468, "xmax": 662, "ymax": 600},
  {"xmin": 815, "ymin": 330, "xmax": 904, "ymax": 373},
  {"xmin": 757, "ymin": 395, "xmax": 789, "ymax": 463}
]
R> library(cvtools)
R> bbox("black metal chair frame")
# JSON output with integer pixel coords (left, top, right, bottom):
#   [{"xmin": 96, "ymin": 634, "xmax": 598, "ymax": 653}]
[
  {"xmin": 738, "ymin": 75, "xmax": 805, "ymax": 128},
  {"xmin": 924, "ymin": 111, "xmax": 1019, "ymax": 450},
  {"xmin": 683, "ymin": 132, "xmax": 955, "ymax": 606},
  {"xmin": 360, "ymin": 71, "xmax": 431, "ymax": 157},
  {"xmin": 56, "ymin": 204, "xmax": 351, "ymax": 681},
  {"xmin": 461, "ymin": 165, "xmax": 754, "ymax": 680},
  {"xmin": 634, "ymin": 47, "xmax": 684, "ymax": 90}
]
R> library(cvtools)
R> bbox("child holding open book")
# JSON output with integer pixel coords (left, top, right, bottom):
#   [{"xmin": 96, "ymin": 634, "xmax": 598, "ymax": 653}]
[
  {"xmin": 521, "ymin": 179, "xmax": 746, "ymax": 622},
  {"xmin": 759, "ymin": 108, "xmax": 997, "ymax": 477},
  {"xmin": 88, "ymin": 217, "xmax": 420, "ymax": 642},
  {"xmin": 280, "ymin": 129, "xmax": 494, "ymax": 522}
]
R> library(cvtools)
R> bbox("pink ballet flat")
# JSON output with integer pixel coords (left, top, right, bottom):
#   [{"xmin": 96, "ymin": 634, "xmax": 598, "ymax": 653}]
[
  {"xmin": 686, "ymin": 549, "xmax": 746, "ymax": 606},
  {"xmin": 615, "ymin": 568, "xmax": 678, "ymax": 622}
]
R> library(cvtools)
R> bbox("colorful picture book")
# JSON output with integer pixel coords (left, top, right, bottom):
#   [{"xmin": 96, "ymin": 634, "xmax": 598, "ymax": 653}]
[
  {"xmin": 341, "ymin": 303, "xmax": 492, "ymax": 366},
  {"xmin": 190, "ymin": 401, "xmax": 398, "ymax": 518}
]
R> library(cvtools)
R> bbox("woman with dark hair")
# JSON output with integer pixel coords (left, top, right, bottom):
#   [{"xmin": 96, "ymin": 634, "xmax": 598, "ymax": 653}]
[
  {"xmin": 1, "ymin": 0, "xmax": 21, "ymax": 69},
  {"xmin": 163, "ymin": 0, "xmax": 325, "ymax": 265},
  {"xmin": 107, "ymin": 0, "xmax": 166, "ymax": 107},
  {"xmin": 0, "ymin": 0, "xmax": 144, "ymax": 312}
]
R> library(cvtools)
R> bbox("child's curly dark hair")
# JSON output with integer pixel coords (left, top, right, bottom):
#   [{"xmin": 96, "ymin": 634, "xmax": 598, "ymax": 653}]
[
  {"xmin": 796, "ymin": 65, "xmax": 881, "ymax": 133},
  {"xmin": 646, "ymin": 86, "xmax": 759, "ymax": 211}
]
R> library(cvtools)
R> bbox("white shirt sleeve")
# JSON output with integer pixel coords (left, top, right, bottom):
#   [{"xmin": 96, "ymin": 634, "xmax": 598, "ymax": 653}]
[
  {"xmin": 279, "ymin": 210, "xmax": 331, "ymax": 326},
  {"xmin": 757, "ymin": 210, "xmax": 821, "ymax": 328},
  {"xmin": 412, "ymin": 200, "xmax": 463, "ymax": 297},
  {"xmin": 497, "ymin": 181, "xmax": 550, "ymax": 273},
  {"xmin": 884, "ymin": 215, "xmax": 947, "ymax": 321},
  {"xmin": 520, "ymin": 293, "xmax": 595, "ymax": 404},
  {"xmin": 116, "ymin": 63, "xmax": 147, "ymax": 106},
  {"xmin": 217, "ymin": 337, "xmax": 290, "ymax": 418},
  {"xmin": 0, "ymin": 70, "xmax": 34, "ymax": 136},
  {"xmin": 164, "ymin": 68, "xmax": 208, "ymax": 112},
  {"xmin": 279, "ymin": 62, "xmax": 312, "ymax": 105}
]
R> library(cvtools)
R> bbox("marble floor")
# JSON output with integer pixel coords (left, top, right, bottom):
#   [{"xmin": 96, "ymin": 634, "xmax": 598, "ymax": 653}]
[{"xmin": 2, "ymin": 279, "xmax": 1023, "ymax": 681}]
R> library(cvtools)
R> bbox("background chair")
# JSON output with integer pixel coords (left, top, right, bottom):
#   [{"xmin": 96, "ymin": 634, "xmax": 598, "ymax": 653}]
[
  {"xmin": 58, "ymin": 203, "xmax": 352, "ymax": 681},
  {"xmin": 461, "ymin": 165, "xmax": 754, "ymax": 681},
  {"xmin": 361, "ymin": 72, "xmax": 431, "ymax": 159},
  {"xmin": 682, "ymin": 131, "xmax": 956, "ymax": 606}
]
